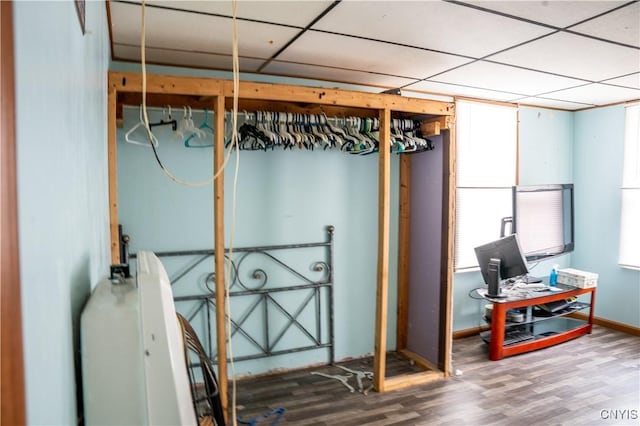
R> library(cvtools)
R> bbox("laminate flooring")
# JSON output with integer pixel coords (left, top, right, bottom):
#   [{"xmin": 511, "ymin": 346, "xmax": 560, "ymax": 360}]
[{"xmin": 233, "ymin": 326, "xmax": 639, "ymax": 425}]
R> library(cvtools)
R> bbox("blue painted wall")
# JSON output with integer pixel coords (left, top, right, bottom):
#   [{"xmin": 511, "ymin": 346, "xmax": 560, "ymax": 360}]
[
  {"xmin": 117, "ymin": 107, "xmax": 400, "ymax": 375},
  {"xmin": 573, "ymin": 106, "xmax": 640, "ymax": 327},
  {"xmin": 452, "ymin": 107, "xmax": 575, "ymax": 331},
  {"xmin": 453, "ymin": 104, "xmax": 640, "ymax": 331},
  {"xmin": 13, "ymin": 2, "xmax": 110, "ymax": 424}
]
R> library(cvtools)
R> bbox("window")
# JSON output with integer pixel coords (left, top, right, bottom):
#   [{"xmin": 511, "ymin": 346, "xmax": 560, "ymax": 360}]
[
  {"xmin": 455, "ymin": 100, "xmax": 518, "ymax": 271},
  {"xmin": 619, "ymin": 103, "xmax": 640, "ymax": 270}
]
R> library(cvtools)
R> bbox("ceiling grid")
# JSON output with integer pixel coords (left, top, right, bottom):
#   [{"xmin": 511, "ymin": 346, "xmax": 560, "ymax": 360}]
[{"xmin": 108, "ymin": 0, "xmax": 640, "ymax": 110}]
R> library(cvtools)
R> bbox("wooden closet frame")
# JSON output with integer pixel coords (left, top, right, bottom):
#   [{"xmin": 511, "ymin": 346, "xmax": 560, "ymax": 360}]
[{"xmin": 107, "ymin": 71, "xmax": 455, "ymax": 411}]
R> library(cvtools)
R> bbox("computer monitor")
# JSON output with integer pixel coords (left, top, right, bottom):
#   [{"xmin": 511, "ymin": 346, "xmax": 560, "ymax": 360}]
[
  {"xmin": 474, "ymin": 234, "xmax": 529, "ymax": 297},
  {"xmin": 512, "ymin": 184, "xmax": 574, "ymax": 261}
]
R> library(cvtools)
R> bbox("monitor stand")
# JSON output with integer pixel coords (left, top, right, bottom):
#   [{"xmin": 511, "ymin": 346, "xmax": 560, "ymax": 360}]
[{"xmin": 487, "ymin": 258, "xmax": 506, "ymax": 298}]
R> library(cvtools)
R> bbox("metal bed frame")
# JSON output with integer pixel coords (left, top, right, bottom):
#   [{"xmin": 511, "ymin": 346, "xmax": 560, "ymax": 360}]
[{"xmin": 130, "ymin": 226, "xmax": 335, "ymax": 366}]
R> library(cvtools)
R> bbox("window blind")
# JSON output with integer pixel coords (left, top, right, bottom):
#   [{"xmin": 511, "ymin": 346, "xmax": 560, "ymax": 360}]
[
  {"xmin": 619, "ymin": 104, "xmax": 640, "ymax": 269},
  {"xmin": 454, "ymin": 100, "xmax": 518, "ymax": 271}
]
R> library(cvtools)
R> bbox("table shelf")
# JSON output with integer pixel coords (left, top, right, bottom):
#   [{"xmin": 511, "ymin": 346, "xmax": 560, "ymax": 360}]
[{"xmin": 481, "ymin": 284, "xmax": 596, "ymax": 360}]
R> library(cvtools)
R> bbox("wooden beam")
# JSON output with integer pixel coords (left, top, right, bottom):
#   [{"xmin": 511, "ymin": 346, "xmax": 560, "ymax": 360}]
[
  {"xmin": 109, "ymin": 71, "xmax": 224, "ymax": 97},
  {"xmin": 108, "ymin": 87, "xmax": 120, "ymax": 263},
  {"xmin": 398, "ymin": 348, "xmax": 439, "ymax": 373},
  {"xmin": 396, "ymin": 154, "xmax": 411, "ymax": 350},
  {"xmin": 213, "ymin": 95, "xmax": 228, "ymax": 417},
  {"xmin": 420, "ymin": 120, "xmax": 440, "ymax": 137},
  {"xmin": 382, "ymin": 371, "xmax": 444, "ymax": 392},
  {"xmin": 109, "ymin": 71, "xmax": 455, "ymax": 116},
  {"xmin": 1, "ymin": 1, "xmax": 26, "ymax": 423},
  {"xmin": 373, "ymin": 108, "xmax": 391, "ymax": 392}
]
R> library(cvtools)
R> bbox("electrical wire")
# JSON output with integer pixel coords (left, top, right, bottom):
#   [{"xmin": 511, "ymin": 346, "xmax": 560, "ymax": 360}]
[
  {"xmin": 140, "ymin": 0, "xmax": 237, "ymax": 188},
  {"xmin": 225, "ymin": 0, "xmax": 241, "ymax": 424}
]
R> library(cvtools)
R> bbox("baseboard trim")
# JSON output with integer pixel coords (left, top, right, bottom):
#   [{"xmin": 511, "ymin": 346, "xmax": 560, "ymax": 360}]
[
  {"xmin": 453, "ymin": 315, "xmax": 640, "ymax": 339},
  {"xmin": 568, "ymin": 312, "xmax": 640, "ymax": 336},
  {"xmin": 452, "ymin": 325, "xmax": 490, "ymax": 340}
]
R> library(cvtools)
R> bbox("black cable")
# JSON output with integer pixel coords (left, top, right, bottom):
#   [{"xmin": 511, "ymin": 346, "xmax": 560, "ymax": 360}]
[{"xmin": 468, "ymin": 287, "xmax": 485, "ymax": 300}]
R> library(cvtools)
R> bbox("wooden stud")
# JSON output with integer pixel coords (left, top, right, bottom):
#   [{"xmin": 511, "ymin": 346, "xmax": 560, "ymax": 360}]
[
  {"xmin": 213, "ymin": 95, "xmax": 228, "ymax": 417},
  {"xmin": 116, "ymin": 100, "xmax": 124, "ymax": 129},
  {"xmin": 108, "ymin": 87, "xmax": 120, "ymax": 264},
  {"xmin": 373, "ymin": 108, "xmax": 391, "ymax": 392},
  {"xmin": 439, "ymin": 127, "xmax": 455, "ymax": 376},
  {"xmin": 1, "ymin": 1, "xmax": 26, "ymax": 423},
  {"xmin": 396, "ymin": 154, "xmax": 411, "ymax": 350},
  {"xmin": 420, "ymin": 120, "xmax": 440, "ymax": 137}
]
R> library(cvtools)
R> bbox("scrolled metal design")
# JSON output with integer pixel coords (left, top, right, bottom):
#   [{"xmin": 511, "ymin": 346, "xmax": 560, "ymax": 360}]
[
  {"xmin": 154, "ymin": 225, "xmax": 335, "ymax": 365},
  {"xmin": 310, "ymin": 261, "xmax": 330, "ymax": 279}
]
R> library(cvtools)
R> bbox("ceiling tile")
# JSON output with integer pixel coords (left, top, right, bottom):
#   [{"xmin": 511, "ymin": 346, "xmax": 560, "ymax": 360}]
[
  {"xmin": 110, "ymin": 2, "xmax": 299, "ymax": 58},
  {"xmin": 276, "ymin": 31, "xmax": 471, "ymax": 79},
  {"xmin": 515, "ymin": 97, "xmax": 594, "ymax": 110},
  {"xmin": 430, "ymin": 61, "xmax": 587, "ymax": 96},
  {"xmin": 130, "ymin": 0, "xmax": 334, "ymax": 27},
  {"xmin": 113, "ymin": 45, "xmax": 265, "ymax": 72},
  {"xmin": 262, "ymin": 61, "xmax": 418, "ymax": 89},
  {"xmin": 311, "ymin": 0, "xmax": 553, "ymax": 57},
  {"xmin": 404, "ymin": 80, "xmax": 523, "ymax": 102},
  {"xmin": 601, "ymin": 73, "xmax": 640, "ymax": 90},
  {"xmin": 569, "ymin": 1, "xmax": 639, "ymax": 47},
  {"xmin": 542, "ymin": 83, "xmax": 640, "ymax": 105},
  {"xmin": 489, "ymin": 32, "xmax": 640, "ymax": 82},
  {"xmin": 461, "ymin": 1, "xmax": 627, "ymax": 28}
]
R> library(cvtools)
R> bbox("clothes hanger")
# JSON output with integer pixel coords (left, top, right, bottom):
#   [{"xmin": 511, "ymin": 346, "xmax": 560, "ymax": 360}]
[
  {"xmin": 124, "ymin": 105, "xmax": 159, "ymax": 148},
  {"xmin": 184, "ymin": 109, "xmax": 214, "ymax": 148}
]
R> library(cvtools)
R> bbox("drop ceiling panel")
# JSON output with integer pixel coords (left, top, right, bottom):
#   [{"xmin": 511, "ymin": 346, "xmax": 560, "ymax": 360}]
[
  {"xmin": 113, "ymin": 45, "xmax": 265, "ymax": 72},
  {"xmin": 142, "ymin": 0, "xmax": 334, "ymax": 27},
  {"xmin": 489, "ymin": 32, "xmax": 640, "ymax": 82},
  {"xmin": 277, "ymin": 31, "xmax": 471, "ymax": 80},
  {"xmin": 431, "ymin": 61, "xmax": 587, "ymax": 96},
  {"xmin": 312, "ymin": 0, "xmax": 553, "ymax": 58},
  {"xmin": 404, "ymin": 80, "xmax": 523, "ymax": 102},
  {"xmin": 462, "ymin": 1, "xmax": 627, "ymax": 28},
  {"xmin": 602, "ymin": 73, "xmax": 640, "ymax": 90},
  {"xmin": 110, "ymin": 2, "xmax": 299, "ymax": 58},
  {"xmin": 262, "ymin": 61, "xmax": 418, "ymax": 89},
  {"xmin": 543, "ymin": 83, "xmax": 640, "ymax": 105},
  {"xmin": 516, "ymin": 97, "xmax": 594, "ymax": 110},
  {"xmin": 569, "ymin": 2, "xmax": 640, "ymax": 47}
]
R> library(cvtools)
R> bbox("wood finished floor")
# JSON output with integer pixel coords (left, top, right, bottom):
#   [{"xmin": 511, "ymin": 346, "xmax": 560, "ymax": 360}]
[{"xmin": 233, "ymin": 326, "xmax": 640, "ymax": 425}]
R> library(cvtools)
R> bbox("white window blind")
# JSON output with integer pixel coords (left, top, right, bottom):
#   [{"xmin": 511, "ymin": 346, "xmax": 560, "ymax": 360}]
[
  {"xmin": 619, "ymin": 103, "xmax": 640, "ymax": 269},
  {"xmin": 455, "ymin": 100, "xmax": 518, "ymax": 271},
  {"xmin": 516, "ymin": 190, "xmax": 565, "ymax": 255}
]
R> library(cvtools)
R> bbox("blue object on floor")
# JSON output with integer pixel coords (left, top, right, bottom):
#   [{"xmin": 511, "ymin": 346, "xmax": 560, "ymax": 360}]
[{"xmin": 237, "ymin": 407, "xmax": 285, "ymax": 426}]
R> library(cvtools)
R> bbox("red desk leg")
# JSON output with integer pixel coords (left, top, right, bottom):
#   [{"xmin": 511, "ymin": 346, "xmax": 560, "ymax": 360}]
[{"xmin": 490, "ymin": 303, "xmax": 506, "ymax": 361}]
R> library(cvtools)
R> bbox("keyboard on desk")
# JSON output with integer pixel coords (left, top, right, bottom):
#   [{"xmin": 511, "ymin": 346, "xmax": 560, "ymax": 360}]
[
  {"xmin": 514, "ymin": 283, "xmax": 549, "ymax": 291},
  {"xmin": 503, "ymin": 330, "xmax": 534, "ymax": 345}
]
